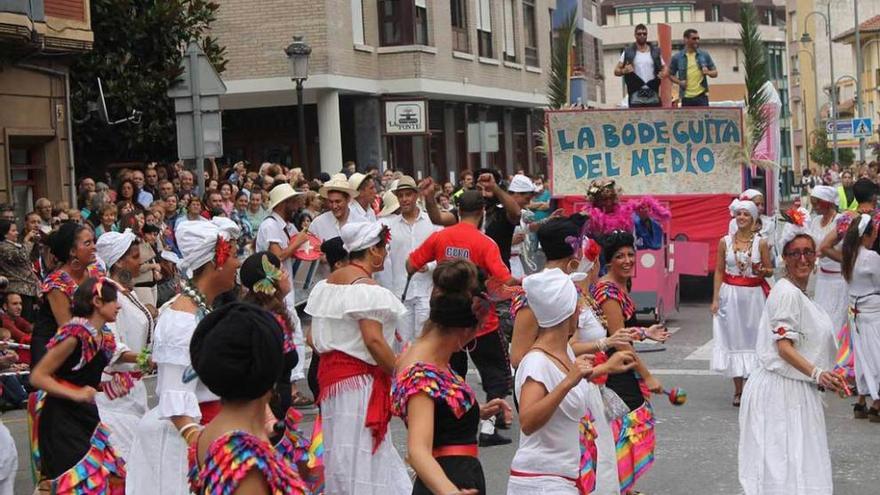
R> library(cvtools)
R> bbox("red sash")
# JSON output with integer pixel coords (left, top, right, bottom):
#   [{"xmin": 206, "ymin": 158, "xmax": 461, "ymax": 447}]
[
  {"xmin": 510, "ymin": 469, "xmax": 578, "ymax": 483},
  {"xmin": 432, "ymin": 444, "xmax": 478, "ymax": 458},
  {"xmin": 723, "ymin": 274, "xmax": 770, "ymax": 297},
  {"xmin": 317, "ymin": 350, "xmax": 390, "ymax": 453}
]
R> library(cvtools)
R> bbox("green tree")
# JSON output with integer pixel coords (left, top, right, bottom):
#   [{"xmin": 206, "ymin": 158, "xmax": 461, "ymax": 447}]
[
  {"xmin": 71, "ymin": 0, "xmax": 226, "ymax": 173},
  {"xmin": 809, "ymin": 129, "xmax": 854, "ymax": 168}
]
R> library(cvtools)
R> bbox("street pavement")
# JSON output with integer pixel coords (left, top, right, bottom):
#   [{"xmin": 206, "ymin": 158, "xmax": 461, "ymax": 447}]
[{"xmin": 4, "ymin": 299, "xmax": 879, "ymax": 494}]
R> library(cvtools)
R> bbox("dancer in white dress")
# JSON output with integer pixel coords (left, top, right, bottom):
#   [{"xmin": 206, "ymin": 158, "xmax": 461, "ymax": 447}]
[
  {"xmin": 304, "ymin": 222, "xmax": 412, "ymax": 494},
  {"xmin": 94, "ymin": 229, "xmax": 155, "ymax": 461},
  {"xmin": 509, "ymin": 268, "xmax": 635, "ymax": 495},
  {"xmin": 712, "ymin": 198, "xmax": 772, "ymax": 405},
  {"xmin": 841, "ymin": 213, "xmax": 880, "ymax": 421},
  {"xmin": 807, "ymin": 186, "xmax": 847, "ymax": 332},
  {"xmin": 126, "ymin": 218, "xmax": 241, "ymax": 495},
  {"xmin": 0, "ymin": 404, "xmax": 16, "ymax": 495},
  {"xmin": 738, "ymin": 231, "xmax": 846, "ymax": 495}
]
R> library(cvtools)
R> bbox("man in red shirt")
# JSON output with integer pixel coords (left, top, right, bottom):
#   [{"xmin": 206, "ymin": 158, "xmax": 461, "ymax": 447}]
[{"xmin": 407, "ymin": 190, "xmax": 515, "ymax": 446}]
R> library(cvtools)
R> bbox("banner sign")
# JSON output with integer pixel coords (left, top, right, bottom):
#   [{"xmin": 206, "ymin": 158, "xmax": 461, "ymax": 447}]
[
  {"xmin": 548, "ymin": 107, "xmax": 744, "ymax": 196},
  {"xmin": 384, "ymin": 100, "xmax": 427, "ymax": 135}
]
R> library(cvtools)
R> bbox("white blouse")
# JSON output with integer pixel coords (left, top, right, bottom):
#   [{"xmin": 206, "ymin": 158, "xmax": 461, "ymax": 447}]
[
  {"xmin": 105, "ymin": 285, "xmax": 154, "ymax": 372},
  {"xmin": 511, "ymin": 347, "xmax": 591, "ymax": 479},
  {"xmin": 848, "ymin": 247, "xmax": 880, "ymax": 300},
  {"xmin": 756, "ymin": 278, "xmax": 836, "ymax": 381},
  {"xmin": 151, "ymin": 307, "xmax": 217, "ymax": 420},
  {"xmin": 305, "ymin": 281, "xmax": 407, "ymax": 365}
]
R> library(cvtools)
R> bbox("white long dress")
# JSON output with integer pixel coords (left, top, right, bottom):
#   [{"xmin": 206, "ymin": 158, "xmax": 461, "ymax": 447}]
[
  {"xmin": 849, "ymin": 247, "xmax": 880, "ymax": 400},
  {"xmin": 305, "ymin": 281, "xmax": 412, "ymax": 495},
  {"xmin": 738, "ymin": 279, "xmax": 836, "ymax": 495},
  {"xmin": 712, "ymin": 235, "xmax": 765, "ymax": 378},
  {"xmin": 0, "ymin": 419, "xmax": 16, "ymax": 495},
  {"xmin": 96, "ymin": 285, "xmax": 153, "ymax": 461},
  {"xmin": 126, "ymin": 304, "xmax": 218, "ymax": 495},
  {"xmin": 508, "ymin": 348, "xmax": 592, "ymax": 495},
  {"xmin": 576, "ymin": 307, "xmax": 621, "ymax": 495},
  {"xmin": 808, "ymin": 214, "xmax": 848, "ymax": 333}
]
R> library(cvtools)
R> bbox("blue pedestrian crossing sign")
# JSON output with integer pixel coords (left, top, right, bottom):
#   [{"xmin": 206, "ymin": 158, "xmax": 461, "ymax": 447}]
[{"xmin": 852, "ymin": 118, "xmax": 873, "ymax": 138}]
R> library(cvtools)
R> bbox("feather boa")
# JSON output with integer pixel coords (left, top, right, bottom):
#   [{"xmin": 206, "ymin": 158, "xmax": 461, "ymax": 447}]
[{"xmin": 583, "ymin": 197, "xmax": 670, "ymax": 237}]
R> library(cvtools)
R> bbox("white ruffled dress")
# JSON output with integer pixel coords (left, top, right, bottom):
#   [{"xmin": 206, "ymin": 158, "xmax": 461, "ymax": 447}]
[
  {"xmin": 738, "ymin": 279, "xmax": 836, "ymax": 495},
  {"xmin": 0, "ymin": 419, "xmax": 16, "ymax": 495},
  {"xmin": 711, "ymin": 235, "xmax": 765, "ymax": 378},
  {"xmin": 305, "ymin": 281, "xmax": 412, "ymax": 495},
  {"xmin": 808, "ymin": 214, "xmax": 848, "ymax": 334},
  {"xmin": 95, "ymin": 284, "xmax": 153, "ymax": 461},
  {"xmin": 126, "ymin": 305, "xmax": 218, "ymax": 495},
  {"xmin": 849, "ymin": 247, "xmax": 880, "ymax": 400}
]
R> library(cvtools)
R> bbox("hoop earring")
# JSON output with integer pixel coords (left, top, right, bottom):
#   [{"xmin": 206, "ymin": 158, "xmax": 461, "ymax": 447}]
[
  {"xmin": 565, "ymin": 259, "xmax": 578, "ymax": 274},
  {"xmin": 70, "ymin": 258, "xmax": 83, "ymax": 270},
  {"xmin": 460, "ymin": 338, "xmax": 477, "ymax": 353},
  {"xmin": 370, "ymin": 256, "xmax": 384, "ymax": 269}
]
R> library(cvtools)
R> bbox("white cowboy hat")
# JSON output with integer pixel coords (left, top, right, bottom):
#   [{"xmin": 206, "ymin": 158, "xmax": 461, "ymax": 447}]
[
  {"xmin": 267, "ymin": 183, "xmax": 302, "ymax": 211},
  {"xmin": 319, "ymin": 173, "xmax": 359, "ymax": 199}
]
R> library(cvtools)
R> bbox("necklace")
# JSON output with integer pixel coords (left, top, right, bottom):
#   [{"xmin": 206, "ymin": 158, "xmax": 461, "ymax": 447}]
[
  {"xmin": 350, "ymin": 262, "xmax": 371, "ymax": 279},
  {"xmin": 181, "ymin": 280, "xmax": 211, "ymax": 320},
  {"xmin": 785, "ymin": 276, "xmax": 808, "ymax": 295},
  {"xmin": 732, "ymin": 233, "xmax": 755, "ymax": 275}
]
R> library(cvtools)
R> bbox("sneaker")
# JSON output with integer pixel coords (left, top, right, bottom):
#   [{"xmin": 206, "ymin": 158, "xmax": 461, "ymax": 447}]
[
  {"xmin": 868, "ymin": 408, "xmax": 880, "ymax": 423},
  {"xmin": 479, "ymin": 431, "xmax": 512, "ymax": 447},
  {"xmin": 854, "ymin": 403, "xmax": 868, "ymax": 419}
]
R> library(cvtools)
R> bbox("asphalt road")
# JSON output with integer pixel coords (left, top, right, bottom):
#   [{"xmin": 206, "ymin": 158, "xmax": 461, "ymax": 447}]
[{"xmin": 4, "ymin": 301, "xmax": 879, "ymax": 494}]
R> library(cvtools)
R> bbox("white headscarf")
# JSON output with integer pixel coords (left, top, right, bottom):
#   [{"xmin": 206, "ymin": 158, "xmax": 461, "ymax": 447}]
[
  {"xmin": 522, "ymin": 268, "xmax": 581, "ymax": 328},
  {"xmin": 729, "ymin": 199, "xmax": 759, "ymax": 220},
  {"xmin": 176, "ymin": 217, "xmax": 241, "ymax": 278},
  {"xmin": 95, "ymin": 229, "xmax": 137, "ymax": 270},
  {"xmin": 340, "ymin": 222, "xmax": 385, "ymax": 252},
  {"xmin": 810, "ymin": 185, "xmax": 838, "ymax": 205},
  {"xmin": 740, "ymin": 189, "xmax": 763, "ymax": 201},
  {"xmin": 780, "ymin": 207, "xmax": 811, "ymax": 249}
]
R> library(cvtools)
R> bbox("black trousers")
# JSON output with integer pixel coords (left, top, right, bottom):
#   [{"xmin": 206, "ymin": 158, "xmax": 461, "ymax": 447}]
[
  {"xmin": 681, "ymin": 93, "xmax": 709, "ymax": 107},
  {"xmin": 450, "ymin": 329, "xmax": 512, "ymax": 401}
]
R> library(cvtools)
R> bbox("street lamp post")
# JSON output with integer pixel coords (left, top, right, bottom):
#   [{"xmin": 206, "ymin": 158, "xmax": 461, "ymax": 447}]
[
  {"xmin": 802, "ymin": 5, "xmax": 837, "ymax": 164},
  {"xmin": 285, "ymin": 36, "xmax": 312, "ymax": 172}
]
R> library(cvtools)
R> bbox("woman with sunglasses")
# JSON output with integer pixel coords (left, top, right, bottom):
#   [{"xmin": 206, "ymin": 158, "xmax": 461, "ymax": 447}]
[
  {"xmin": 738, "ymin": 227, "xmax": 846, "ymax": 494},
  {"xmin": 711, "ymin": 199, "xmax": 772, "ymax": 406}
]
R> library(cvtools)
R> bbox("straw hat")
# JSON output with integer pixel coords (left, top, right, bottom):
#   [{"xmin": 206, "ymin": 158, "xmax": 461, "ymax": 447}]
[
  {"xmin": 378, "ymin": 190, "xmax": 400, "ymax": 217},
  {"xmin": 267, "ymin": 184, "xmax": 302, "ymax": 210},
  {"xmin": 319, "ymin": 173, "xmax": 359, "ymax": 199},
  {"xmin": 349, "ymin": 172, "xmax": 370, "ymax": 191},
  {"xmin": 393, "ymin": 175, "xmax": 418, "ymax": 192}
]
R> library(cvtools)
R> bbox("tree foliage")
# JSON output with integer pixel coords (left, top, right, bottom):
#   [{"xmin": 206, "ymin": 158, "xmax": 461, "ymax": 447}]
[
  {"xmin": 547, "ymin": 10, "xmax": 578, "ymax": 110},
  {"xmin": 739, "ymin": 3, "xmax": 770, "ymax": 160},
  {"xmin": 70, "ymin": 0, "xmax": 226, "ymax": 173},
  {"xmin": 809, "ymin": 130, "xmax": 854, "ymax": 168}
]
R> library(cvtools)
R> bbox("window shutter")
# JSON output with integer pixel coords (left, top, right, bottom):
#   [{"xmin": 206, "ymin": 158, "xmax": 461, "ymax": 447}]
[
  {"xmin": 477, "ymin": 0, "xmax": 492, "ymax": 32},
  {"xmin": 503, "ymin": 0, "xmax": 515, "ymax": 56}
]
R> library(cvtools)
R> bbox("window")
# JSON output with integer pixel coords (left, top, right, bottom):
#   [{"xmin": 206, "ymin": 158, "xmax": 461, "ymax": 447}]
[
  {"xmin": 616, "ymin": 5, "xmax": 694, "ymax": 25},
  {"xmin": 789, "ymin": 11, "xmax": 798, "ymax": 41},
  {"xmin": 523, "ymin": 0, "xmax": 538, "ymax": 66},
  {"xmin": 476, "ymin": 0, "xmax": 493, "ymax": 58},
  {"xmin": 711, "ymin": 4, "xmax": 721, "ymax": 22},
  {"xmin": 503, "ymin": 0, "xmax": 517, "ymax": 62},
  {"xmin": 351, "ymin": 0, "xmax": 365, "ymax": 45},
  {"xmin": 764, "ymin": 9, "xmax": 775, "ymax": 26},
  {"xmin": 451, "ymin": 0, "xmax": 469, "ymax": 52},
  {"xmin": 378, "ymin": 0, "xmax": 429, "ymax": 46},
  {"xmin": 591, "ymin": 0, "xmax": 599, "ymax": 22}
]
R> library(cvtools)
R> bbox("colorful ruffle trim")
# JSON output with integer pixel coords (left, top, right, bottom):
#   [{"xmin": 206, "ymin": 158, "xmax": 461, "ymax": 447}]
[
  {"xmin": 611, "ymin": 402, "xmax": 656, "ymax": 493},
  {"xmin": 835, "ymin": 308, "xmax": 855, "ymax": 378},
  {"xmin": 47, "ymin": 318, "xmax": 116, "ymax": 371},
  {"xmin": 591, "ymin": 281, "xmax": 635, "ymax": 321},
  {"xmin": 391, "ymin": 362, "xmax": 476, "ymax": 420},
  {"xmin": 41, "ymin": 264, "xmax": 105, "ymax": 297},
  {"xmin": 100, "ymin": 372, "xmax": 137, "ymax": 400},
  {"xmin": 188, "ymin": 430, "xmax": 308, "ymax": 495},
  {"xmin": 577, "ymin": 412, "xmax": 598, "ymax": 495},
  {"xmin": 46, "ymin": 423, "xmax": 126, "ymax": 494}
]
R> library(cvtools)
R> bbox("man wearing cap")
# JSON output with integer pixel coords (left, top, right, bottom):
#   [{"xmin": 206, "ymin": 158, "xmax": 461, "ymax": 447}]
[
  {"xmin": 407, "ymin": 189, "xmax": 516, "ymax": 447},
  {"xmin": 255, "ymin": 183, "xmax": 311, "ymax": 405},
  {"xmin": 310, "ymin": 173, "xmax": 362, "ymax": 242},
  {"xmin": 348, "ymin": 172, "xmax": 379, "ymax": 223},
  {"xmin": 379, "ymin": 176, "xmax": 441, "ymax": 347}
]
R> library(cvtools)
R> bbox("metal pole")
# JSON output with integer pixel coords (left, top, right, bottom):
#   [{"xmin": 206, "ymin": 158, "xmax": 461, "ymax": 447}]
[
  {"xmin": 190, "ymin": 45, "xmax": 206, "ymax": 195},
  {"xmin": 855, "ymin": 0, "xmax": 866, "ymax": 161},
  {"xmin": 827, "ymin": 4, "xmax": 839, "ymax": 165},
  {"xmin": 296, "ymin": 79, "xmax": 307, "ymax": 172}
]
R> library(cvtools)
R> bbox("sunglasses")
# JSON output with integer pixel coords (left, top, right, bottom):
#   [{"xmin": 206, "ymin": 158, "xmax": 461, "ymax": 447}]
[{"xmin": 783, "ymin": 249, "xmax": 816, "ymax": 260}]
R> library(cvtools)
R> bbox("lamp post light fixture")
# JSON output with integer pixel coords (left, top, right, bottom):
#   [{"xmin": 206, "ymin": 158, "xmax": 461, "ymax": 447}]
[
  {"xmin": 285, "ymin": 36, "xmax": 312, "ymax": 171},
  {"xmin": 801, "ymin": 5, "xmax": 837, "ymax": 163}
]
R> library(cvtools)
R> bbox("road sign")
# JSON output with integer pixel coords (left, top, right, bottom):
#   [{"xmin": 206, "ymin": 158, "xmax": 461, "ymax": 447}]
[
  {"xmin": 852, "ymin": 117, "xmax": 873, "ymax": 138},
  {"xmin": 167, "ymin": 41, "xmax": 226, "ymax": 193},
  {"xmin": 826, "ymin": 120, "xmax": 855, "ymax": 141}
]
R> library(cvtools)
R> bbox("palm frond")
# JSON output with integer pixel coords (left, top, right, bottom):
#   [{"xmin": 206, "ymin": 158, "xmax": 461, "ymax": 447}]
[
  {"xmin": 547, "ymin": 10, "xmax": 578, "ymax": 110},
  {"xmin": 740, "ymin": 3, "xmax": 770, "ymax": 158}
]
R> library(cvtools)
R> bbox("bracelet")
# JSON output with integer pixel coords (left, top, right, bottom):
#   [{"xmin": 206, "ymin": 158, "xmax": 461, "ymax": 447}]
[
  {"xmin": 597, "ymin": 338, "xmax": 608, "ymax": 352},
  {"xmin": 179, "ymin": 422, "xmax": 200, "ymax": 439},
  {"xmin": 810, "ymin": 367, "xmax": 824, "ymax": 384},
  {"xmin": 637, "ymin": 327, "xmax": 648, "ymax": 341}
]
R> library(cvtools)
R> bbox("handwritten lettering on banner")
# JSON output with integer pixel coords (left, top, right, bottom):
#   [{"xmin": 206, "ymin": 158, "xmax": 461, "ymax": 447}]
[{"xmin": 547, "ymin": 107, "xmax": 744, "ymax": 196}]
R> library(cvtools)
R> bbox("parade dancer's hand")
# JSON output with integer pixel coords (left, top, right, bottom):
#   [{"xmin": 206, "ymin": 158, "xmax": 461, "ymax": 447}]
[
  {"xmin": 565, "ymin": 354, "xmax": 594, "ymax": 386},
  {"xmin": 711, "ymin": 300, "xmax": 719, "ymax": 315},
  {"xmin": 645, "ymin": 323, "xmax": 670, "ymax": 343},
  {"xmin": 548, "ymin": 208, "xmax": 565, "ymax": 219},
  {"xmin": 480, "ymin": 398, "xmax": 513, "ymax": 425},
  {"xmin": 818, "ymin": 371, "xmax": 847, "ymax": 393},
  {"xmin": 418, "ymin": 178, "xmax": 436, "ymax": 199},
  {"xmin": 73, "ymin": 385, "xmax": 98, "ymax": 403},
  {"xmin": 448, "ymin": 489, "xmax": 479, "ymax": 495},
  {"xmin": 607, "ymin": 330, "xmax": 636, "ymax": 348},
  {"xmin": 645, "ymin": 375, "xmax": 663, "ymax": 394},
  {"xmin": 601, "ymin": 350, "xmax": 637, "ymax": 375}
]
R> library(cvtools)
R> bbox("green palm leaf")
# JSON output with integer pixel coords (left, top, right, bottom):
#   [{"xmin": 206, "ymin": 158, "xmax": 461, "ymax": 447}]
[
  {"xmin": 547, "ymin": 10, "xmax": 578, "ymax": 110},
  {"xmin": 740, "ymin": 3, "xmax": 770, "ymax": 159}
]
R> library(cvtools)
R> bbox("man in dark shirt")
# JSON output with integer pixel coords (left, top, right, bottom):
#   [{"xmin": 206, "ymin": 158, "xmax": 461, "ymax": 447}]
[{"xmin": 479, "ymin": 173, "xmax": 536, "ymax": 270}]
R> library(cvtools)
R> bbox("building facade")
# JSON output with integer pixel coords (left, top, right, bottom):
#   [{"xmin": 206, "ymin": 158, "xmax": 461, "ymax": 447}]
[
  {"xmin": 0, "ymin": 0, "xmax": 93, "ymax": 217},
  {"xmin": 212, "ymin": 0, "xmax": 603, "ymax": 180}
]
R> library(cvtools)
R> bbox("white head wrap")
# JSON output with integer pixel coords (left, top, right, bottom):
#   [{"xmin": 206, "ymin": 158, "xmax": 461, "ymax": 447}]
[
  {"xmin": 729, "ymin": 199, "xmax": 759, "ymax": 220},
  {"xmin": 739, "ymin": 189, "xmax": 763, "ymax": 200},
  {"xmin": 95, "ymin": 229, "xmax": 137, "ymax": 270},
  {"xmin": 810, "ymin": 185, "xmax": 838, "ymax": 205},
  {"xmin": 857, "ymin": 213, "xmax": 872, "ymax": 236},
  {"xmin": 508, "ymin": 174, "xmax": 537, "ymax": 193},
  {"xmin": 175, "ymin": 217, "xmax": 241, "ymax": 278},
  {"xmin": 780, "ymin": 208, "xmax": 811, "ymax": 249},
  {"xmin": 340, "ymin": 222, "xmax": 384, "ymax": 253},
  {"xmin": 522, "ymin": 268, "xmax": 581, "ymax": 328}
]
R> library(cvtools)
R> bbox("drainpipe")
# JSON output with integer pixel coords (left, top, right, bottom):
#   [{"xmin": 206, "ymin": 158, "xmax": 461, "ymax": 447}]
[{"xmin": 14, "ymin": 63, "xmax": 78, "ymax": 207}]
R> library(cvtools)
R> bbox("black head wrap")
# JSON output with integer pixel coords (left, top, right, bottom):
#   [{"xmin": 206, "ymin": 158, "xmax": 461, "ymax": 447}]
[
  {"xmin": 536, "ymin": 214, "xmax": 587, "ymax": 261},
  {"xmin": 429, "ymin": 294, "xmax": 479, "ymax": 328},
  {"xmin": 320, "ymin": 237, "xmax": 348, "ymax": 268},
  {"xmin": 239, "ymin": 251, "xmax": 281, "ymax": 291},
  {"xmin": 190, "ymin": 302, "xmax": 284, "ymax": 401}
]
